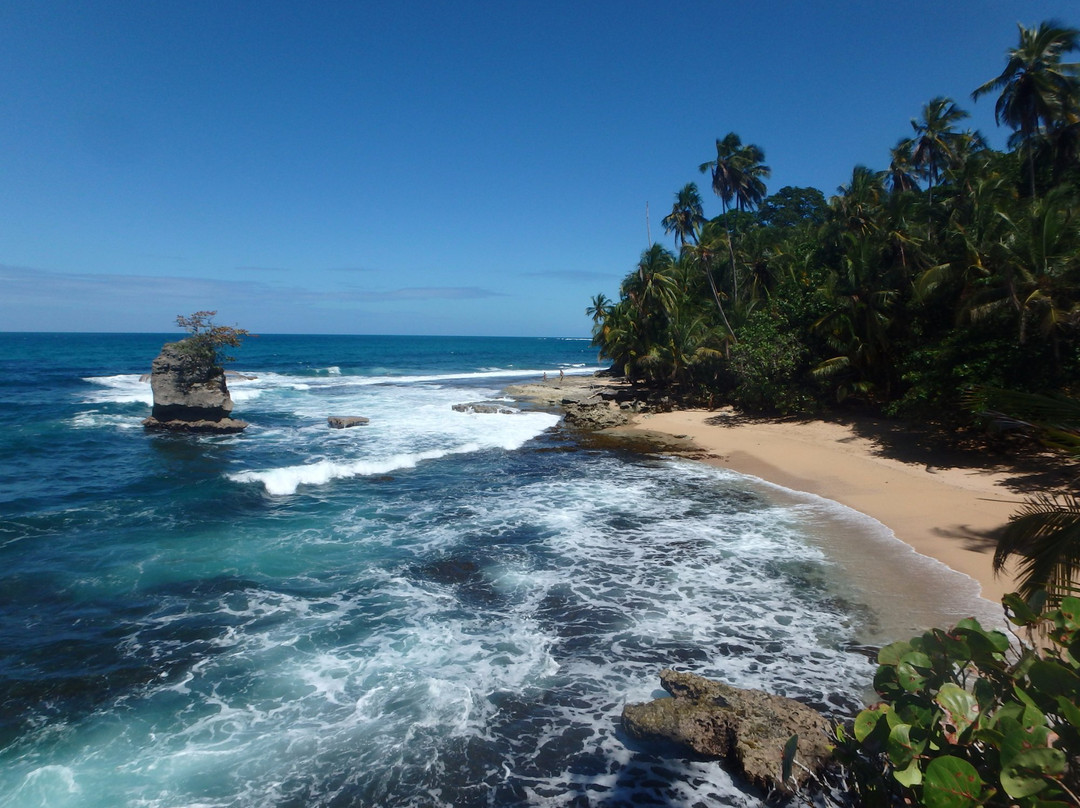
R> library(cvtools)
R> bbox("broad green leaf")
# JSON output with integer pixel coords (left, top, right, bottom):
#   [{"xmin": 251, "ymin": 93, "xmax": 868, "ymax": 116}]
[
  {"xmin": 1057, "ymin": 597, "xmax": 1080, "ymax": 630},
  {"xmin": 878, "ymin": 640, "xmax": 912, "ymax": 666},
  {"xmin": 893, "ymin": 758, "xmax": 923, "ymax": 787},
  {"xmin": 935, "ymin": 683, "xmax": 980, "ymax": 742},
  {"xmin": 1013, "ymin": 683, "xmax": 1043, "ymax": 716},
  {"xmin": 898, "ymin": 651, "xmax": 933, "ymax": 692},
  {"xmin": 874, "ymin": 665, "xmax": 903, "ymax": 699},
  {"xmin": 1001, "ymin": 747, "xmax": 1067, "ymax": 798},
  {"xmin": 1000, "ymin": 723, "xmax": 1054, "ymax": 768},
  {"xmin": 924, "ymin": 756, "xmax": 984, "ymax": 808},
  {"xmin": 1003, "ymin": 592, "xmax": 1041, "ymax": 626},
  {"xmin": 973, "ymin": 677, "xmax": 998, "ymax": 715},
  {"xmin": 854, "ymin": 708, "xmax": 884, "ymax": 742},
  {"xmin": 1056, "ymin": 695, "xmax": 1080, "ymax": 729},
  {"xmin": 887, "ymin": 723, "xmax": 925, "ymax": 768},
  {"xmin": 954, "ymin": 619, "xmax": 1010, "ymax": 654},
  {"xmin": 897, "ymin": 702, "xmax": 934, "ymax": 728},
  {"xmin": 885, "ymin": 708, "xmax": 906, "ymax": 729},
  {"xmin": 1028, "ymin": 659, "xmax": 1080, "ymax": 699},
  {"xmin": 781, "ymin": 734, "xmax": 798, "ymax": 783}
]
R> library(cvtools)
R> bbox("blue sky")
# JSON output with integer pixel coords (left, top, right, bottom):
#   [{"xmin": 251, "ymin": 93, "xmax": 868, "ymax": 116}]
[{"xmin": 1, "ymin": 1, "xmax": 1076, "ymax": 337}]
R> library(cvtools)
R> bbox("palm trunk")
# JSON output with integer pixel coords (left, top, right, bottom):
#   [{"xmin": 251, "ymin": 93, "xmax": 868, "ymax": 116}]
[
  {"xmin": 704, "ymin": 265, "xmax": 737, "ymax": 345},
  {"xmin": 721, "ymin": 200, "xmax": 739, "ymax": 308}
]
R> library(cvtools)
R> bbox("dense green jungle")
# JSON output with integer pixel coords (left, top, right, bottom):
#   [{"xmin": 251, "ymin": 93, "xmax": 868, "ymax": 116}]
[{"xmin": 589, "ymin": 20, "xmax": 1080, "ymax": 428}]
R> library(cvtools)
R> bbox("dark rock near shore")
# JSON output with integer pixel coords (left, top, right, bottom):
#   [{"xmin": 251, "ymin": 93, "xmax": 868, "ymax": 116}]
[
  {"xmin": 142, "ymin": 417, "xmax": 250, "ymax": 434},
  {"xmin": 562, "ymin": 401, "xmax": 631, "ymax": 430},
  {"xmin": 143, "ymin": 341, "xmax": 248, "ymax": 433},
  {"xmin": 328, "ymin": 416, "xmax": 370, "ymax": 428},
  {"xmin": 622, "ymin": 669, "xmax": 832, "ymax": 795},
  {"xmin": 452, "ymin": 402, "xmax": 518, "ymax": 414}
]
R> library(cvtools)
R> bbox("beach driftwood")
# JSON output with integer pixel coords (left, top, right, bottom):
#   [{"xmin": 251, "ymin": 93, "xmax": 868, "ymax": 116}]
[
  {"xmin": 143, "ymin": 341, "xmax": 248, "ymax": 434},
  {"xmin": 622, "ymin": 669, "xmax": 832, "ymax": 795},
  {"xmin": 328, "ymin": 416, "xmax": 370, "ymax": 429}
]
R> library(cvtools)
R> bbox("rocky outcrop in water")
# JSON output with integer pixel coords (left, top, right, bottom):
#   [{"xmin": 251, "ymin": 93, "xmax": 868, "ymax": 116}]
[
  {"xmin": 328, "ymin": 416, "xmax": 370, "ymax": 428},
  {"xmin": 452, "ymin": 402, "xmax": 518, "ymax": 414},
  {"xmin": 622, "ymin": 670, "xmax": 832, "ymax": 795},
  {"xmin": 143, "ymin": 341, "xmax": 248, "ymax": 434},
  {"xmin": 562, "ymin": 400, "xmax": 631, "ymax": 429}
]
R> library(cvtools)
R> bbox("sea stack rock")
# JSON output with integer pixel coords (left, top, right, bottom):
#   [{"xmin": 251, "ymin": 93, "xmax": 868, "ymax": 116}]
[{"xmin": 143, "ymin": 341, "xmax": 249, "ymax": 434}]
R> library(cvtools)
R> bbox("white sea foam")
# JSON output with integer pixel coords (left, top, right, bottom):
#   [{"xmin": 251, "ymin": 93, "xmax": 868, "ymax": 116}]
[
  {"xmin": 230, "ymin": 448, "xmax": 471, "ymax": 495},
  {"xmin": 225, "ymin": 374, "xmax": 560, "ymax": 494},
  {"xmin": 0, "ymin": 447, "xmax": 920, "ymax": 807},
  {"xmin": 70, "ymin": 410, "xmax": 143, "ymax": 430},
  {"xmin": 716, "ymin": 466, "xmax": 1006, "ymax": 634},
  {"xmin": 82, "ymin": 374, "xmax": 153, "ymax": 405}
]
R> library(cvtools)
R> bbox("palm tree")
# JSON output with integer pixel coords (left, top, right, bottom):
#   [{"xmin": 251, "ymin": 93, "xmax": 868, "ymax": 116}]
[
  {"xmin": 586, "ymin": 293, "xmax": 611, "ymax": 326},
  {"xmin": 910, "ymin": 97, "xmax": 970, "ymax": 206},
  {"xmin": 699, "ymin": 132, "xmax": 743, "ymax": 215},
  {"xmin": 731, "ymin": 141, "xmax": 771, "ymax": 213},
  {"xmin": 684, "ymin": 220, "xmax": 737, "ymax": 342},
  {"xmin": 813, "ymin": 235, "xmax": 899, "ymax": 401},
  {"xmin": 661, "ymin": 183, "xmax": 707, "ymax": 252},
  {"xmin": 830, "ymin": 165, "xmax": 884, "ymax": 237},
  {"xmin": 970, "ymin": 386, "xmax": 1080, "ymax": 603},
  {"xmin": 885, "ymin": 138, "xmax": 920, "ymax": 195},
  {"xmin": 621, "ymin": 244, "xmax": 679, "ymax": 324},
  {"xmin": 699, "ymin": 133, "xmax": 771, "ymax": 306},
  {"xmin": 972, "ymin": 20, "xmax": 1080, "ymax": 197},
  {"xmin": 960, "ymin": 186, "xmax": 1080, "ymax": 347}
]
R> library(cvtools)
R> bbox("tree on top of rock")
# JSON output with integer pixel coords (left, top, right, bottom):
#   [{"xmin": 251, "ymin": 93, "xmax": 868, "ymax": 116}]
[{"xmin": 175, "ymin": 311, "xmax": 252, "ymax": 366}]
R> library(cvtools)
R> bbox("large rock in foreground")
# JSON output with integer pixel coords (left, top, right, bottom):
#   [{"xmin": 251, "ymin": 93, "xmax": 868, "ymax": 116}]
[
  {"xmin": 143, "ymin": 341, "xmax": 248, "ymax": 434},
  {"xmin": 622, "ymin": 670, "xmax": 832, "ymax": 795}
]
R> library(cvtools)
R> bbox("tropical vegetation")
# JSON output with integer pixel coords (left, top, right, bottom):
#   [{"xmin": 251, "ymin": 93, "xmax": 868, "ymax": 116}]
[
  {"xmin": 588, "ymin": 19, "xmax": 1080, "ymax": 422},
  {"xmin": 829, "ymin": 594, "xmax": 1080, "ymax": 807}
]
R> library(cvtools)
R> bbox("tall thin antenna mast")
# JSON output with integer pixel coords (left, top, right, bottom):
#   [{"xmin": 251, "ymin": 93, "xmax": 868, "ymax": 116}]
[{"xmin": 645, "ymin": 201, "xmax": 651, "ymax": 246}]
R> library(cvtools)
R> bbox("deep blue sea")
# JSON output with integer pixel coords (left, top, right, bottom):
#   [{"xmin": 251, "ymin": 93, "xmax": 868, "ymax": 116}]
[{"xmin": 0, "ymin": 333, "xmax": 997, "ymax": 807}]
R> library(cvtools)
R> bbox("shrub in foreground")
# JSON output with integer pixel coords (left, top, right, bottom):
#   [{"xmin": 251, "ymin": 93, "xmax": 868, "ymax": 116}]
[{"xmin": 831, "ymin": 595, "xmax": 1080, "ymax": 806}]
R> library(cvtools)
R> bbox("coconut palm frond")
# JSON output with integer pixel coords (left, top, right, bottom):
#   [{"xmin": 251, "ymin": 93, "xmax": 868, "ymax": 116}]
[
  {"xmin": 811, "ymin": 356, "xmax": 851, "ymax": 380},
  {"xmin": 967, "ymin": 386, "xmax": 1080, "ymax": 439},
  {"xmin": 914, "ymin": 263, "xmax": 953, "ymax": 300},
  {"xmin": 995, "ymin": 492, "xmax": 1080, "ymax": 601}
]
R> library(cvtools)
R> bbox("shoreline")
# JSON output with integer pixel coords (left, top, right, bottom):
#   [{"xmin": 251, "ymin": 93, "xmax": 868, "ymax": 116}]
[
  {"xmin": 612, "ymin": 409, "xmax": 1030, "ymax": 608},
  {"xmin": 507, "ymin": 375, "xmax": 1052, "ymax": 628}
]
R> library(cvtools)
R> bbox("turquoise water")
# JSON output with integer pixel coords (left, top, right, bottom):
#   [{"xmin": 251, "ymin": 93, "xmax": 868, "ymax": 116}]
[{"xmin": 0, "ymin": 333, "xmax": 981, "ymax": 807}]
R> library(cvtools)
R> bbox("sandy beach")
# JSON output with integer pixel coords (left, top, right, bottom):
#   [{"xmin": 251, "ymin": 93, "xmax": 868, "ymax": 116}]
[
  {"xmin": 506, "ymin": 375, "xmax": 1066, "ymax": 633},
  {"xmin": 616, "ymin": 409, "xmax": 1038, "ymax": 607}
]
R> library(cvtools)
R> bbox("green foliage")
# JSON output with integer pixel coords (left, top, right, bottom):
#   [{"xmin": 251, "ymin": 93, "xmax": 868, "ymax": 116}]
[
  {"xmin": 727, "ymin": 310, "xmax": 812, "ymax": 413},
  {"xmin": 174, "ymin": 311, "xmax": 252, "ymax": 367},
  {"xmin": 833, "ymin": 595, "xmax": 1080, "ymax": 806},
  {"xmin": 756, "ymin": 186, "xmax": 828, "ymax": 230},
  {"xmin": 588, "ymin": 19, "xmax": 1080, "ymax": 421}
]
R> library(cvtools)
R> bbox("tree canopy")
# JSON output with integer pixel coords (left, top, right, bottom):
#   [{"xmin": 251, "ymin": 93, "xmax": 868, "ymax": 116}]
[
  {"xmin": 588, "ymin": 19, "xmax": 1080, "ymax": 420},
  {"xmin": 175, "ymin": 311, "xmax": 253, "ymax": 366}
]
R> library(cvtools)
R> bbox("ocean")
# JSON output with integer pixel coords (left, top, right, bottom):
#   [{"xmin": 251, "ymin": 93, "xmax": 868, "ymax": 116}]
[{"xmin": 0, "ymin": 333, "xmax": 997, "ymax": 807}]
